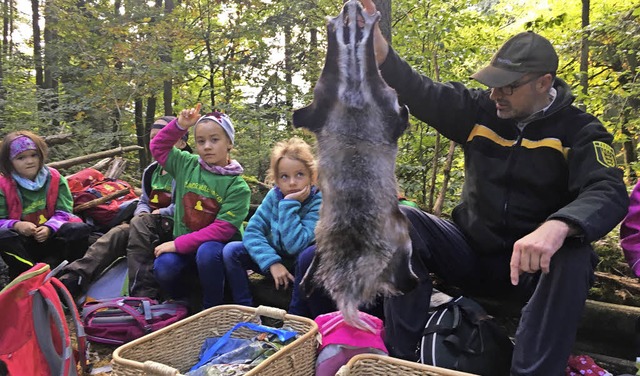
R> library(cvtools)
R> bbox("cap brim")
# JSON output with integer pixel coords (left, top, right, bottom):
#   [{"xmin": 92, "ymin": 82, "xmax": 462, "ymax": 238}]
[{"xmin": 471, "ymin": 65, "xmax": 526, "ymax": 88}]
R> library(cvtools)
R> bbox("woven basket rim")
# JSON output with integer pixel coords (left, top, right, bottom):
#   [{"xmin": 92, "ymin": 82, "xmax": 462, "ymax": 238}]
[
  {"xmin": 340, "ymin": 354, "xmax": 479, "ymax": 376},
  {"xmin": 111, "ymin": 304, "xmax": 318, "ymax": 375}
]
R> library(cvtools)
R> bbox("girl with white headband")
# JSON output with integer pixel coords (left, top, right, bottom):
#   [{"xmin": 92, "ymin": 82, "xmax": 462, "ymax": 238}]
[{"xmin": 127, "ymin": 104, "xmax": 251, "ymax": 310}]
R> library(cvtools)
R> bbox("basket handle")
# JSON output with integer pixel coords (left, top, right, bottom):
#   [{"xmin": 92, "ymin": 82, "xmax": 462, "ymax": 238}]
[
  {"xmin": 255, "ymin": 305, "xmax": 287, "ymax": 320},
  {"xmin": 143, "ymin": 360, "xmax": 182, "ymax": 375},
  {"xmin": 335, "ymin": 365, "xmax": 350, "ymax": 376}
]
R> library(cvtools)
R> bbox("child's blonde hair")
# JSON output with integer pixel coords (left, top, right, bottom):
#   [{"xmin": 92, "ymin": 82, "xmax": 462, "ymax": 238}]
[
  {"xmin": 0, "ymin": 131, "xmax": 48, "ymax": 176},
  {"xmin": 267, "ymin": 137, "xmax": 317, "ymax": 185}
]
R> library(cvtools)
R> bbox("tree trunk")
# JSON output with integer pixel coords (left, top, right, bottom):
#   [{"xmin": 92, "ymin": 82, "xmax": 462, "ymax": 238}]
[
  {"xmin": 433, "ymin": 141, "xmax": 456, "ymax": 217},
  {"xmin": 428, "ymin": 50, "xmax": 442, "ymax": 212},
  {"xmin": 373, "ymin": 0, "xmax": 391, "ymax": 44},
  {"xmin": 43, "ymin": 0, "xmax": 59, "ymax": 128},
  {"xmin": 32, "ymin": 0, "xmax": 43, "ymax": 88},
  {"xmin": 163, "ymin": 0, "xmax": 173, "ymax": 115},
  {"xmin": 144, "ymin": 97, "xmax": 157, "ymax": 166},
  {"xmin": 578, "ymin": 0, "xmax": 589, "ymax": 111},
  {"xmin": 134, "ymin": 99, "xmax": 146, "ymax": 170}
]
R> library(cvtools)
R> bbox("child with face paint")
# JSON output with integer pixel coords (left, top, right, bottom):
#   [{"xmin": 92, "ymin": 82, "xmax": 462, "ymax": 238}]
[
  {"xmin": 0, "ymin": 131, "xmax": 93, "ymax": 283},
  {"xmin": 127, "ymin": 104, "xmax": 251, "ymax": 309}
]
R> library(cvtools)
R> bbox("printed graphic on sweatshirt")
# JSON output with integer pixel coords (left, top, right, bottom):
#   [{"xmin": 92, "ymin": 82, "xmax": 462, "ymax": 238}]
[
  {"xmin": 182, "ymin": 191, "xmax": 220, "ymax": 232},
  {"xmin": 149, "ymin": 189, "xmax": 172, "ymax": 211}
]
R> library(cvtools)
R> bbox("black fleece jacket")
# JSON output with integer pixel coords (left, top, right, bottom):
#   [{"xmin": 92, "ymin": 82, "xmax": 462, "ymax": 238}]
[{"xmin": 380, "ymin": 48, "xmax": 629, "ymax": 254}]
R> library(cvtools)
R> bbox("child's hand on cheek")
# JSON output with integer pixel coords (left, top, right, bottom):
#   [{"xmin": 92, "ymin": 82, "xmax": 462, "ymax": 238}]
[
  {"xmin": 177, "ymin": 103, "xmax": 202, "ymax": 129},
  {"xmin": 285, "ymin": 185, "xmax": 311, "ymax": 203},
  {"xmin": 34, "ymin": 226, "xmax": 51, "ymax": 243},
  {"xmin": 14, "ymin": 221, "xmax": 36, "ymax": 237}
]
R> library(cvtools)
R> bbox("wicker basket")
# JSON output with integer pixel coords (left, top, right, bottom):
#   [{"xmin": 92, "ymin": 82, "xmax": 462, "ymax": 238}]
[
  {"xmin": 111, "ymin": 304, "xmax": 318, "ymax": 376},
  {"xmin": 336, "ymin": 354, "xmax": 479, "ymax": 376}
]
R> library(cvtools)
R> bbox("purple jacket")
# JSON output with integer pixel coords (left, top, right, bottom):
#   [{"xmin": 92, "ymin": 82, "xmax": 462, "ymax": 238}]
[{"xmin": 620, "ymin": 182, "xmax": 640, "ymax": 277}]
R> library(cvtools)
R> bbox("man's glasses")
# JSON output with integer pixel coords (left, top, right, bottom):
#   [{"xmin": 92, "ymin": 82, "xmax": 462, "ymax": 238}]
[{"xmin": 491, "ymin": 74, "xmax": 544, "ymax": 96}]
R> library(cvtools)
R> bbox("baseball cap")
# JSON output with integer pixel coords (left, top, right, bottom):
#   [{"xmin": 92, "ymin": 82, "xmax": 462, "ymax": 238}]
[{"xmin": 471, "ymin": 31, "xmax": 558, "ymax": 88}]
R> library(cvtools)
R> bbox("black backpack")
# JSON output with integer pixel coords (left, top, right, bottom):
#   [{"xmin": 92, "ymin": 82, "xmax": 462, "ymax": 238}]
[{"xmin": 420, "ymin": 296, "xmax": 514, "ymax": 376}]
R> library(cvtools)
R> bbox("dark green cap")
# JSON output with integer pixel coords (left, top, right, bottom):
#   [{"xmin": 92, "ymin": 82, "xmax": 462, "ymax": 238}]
[{"xmin": 471, "ymin": 31, "xmax": 558, "ymax": 88}]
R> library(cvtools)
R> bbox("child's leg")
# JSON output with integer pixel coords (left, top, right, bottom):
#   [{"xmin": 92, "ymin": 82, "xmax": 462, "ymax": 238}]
[
  {"xmin": 54, "ymin": 221, "xmax": 95, "ymax": 262},
  {"xmin": 127, "ymin": 214, "xmax": 163, "ymax": 298},
  {"xmin": 289, "ymin": 245, "xmax": 336, "ymax": 318},
  {"xmin": 222, "ymin": 241, "xmax": 260, "ymax": 306},
  {"xmin": 154, "ymin": 252, "xmax": 195, "ymax": 302},
  {"xmin": 0, "ymin": 229, "xmax": 38, "ymax": 279},
  {"xmin": 59, "ymin": 223, "xmax": 130, "ymax": 296},
  {"xmin": 196, "ymin": 241, "xmax": 227, "ymax": 309}
]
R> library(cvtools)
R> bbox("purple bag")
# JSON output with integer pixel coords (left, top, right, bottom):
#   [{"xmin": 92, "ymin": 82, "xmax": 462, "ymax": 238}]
[{"xmin": 81, "ymin": 297, "xmax": 188, "ymax": 345}]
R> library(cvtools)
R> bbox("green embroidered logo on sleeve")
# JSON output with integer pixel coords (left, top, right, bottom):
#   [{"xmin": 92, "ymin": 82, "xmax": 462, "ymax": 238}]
[{"xmin": 593, "ymin": 141, "xmax": 616, "ymax": 168}]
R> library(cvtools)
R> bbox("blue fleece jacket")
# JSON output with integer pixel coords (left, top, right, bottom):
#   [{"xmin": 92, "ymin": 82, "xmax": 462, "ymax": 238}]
[{"xmin": 244, "ymin": 186, "xmax": 322, "ymax": 273}]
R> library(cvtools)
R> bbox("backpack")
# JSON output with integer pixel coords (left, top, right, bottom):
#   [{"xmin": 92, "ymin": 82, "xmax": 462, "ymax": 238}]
[
  {"xmin": 314, "ymin": 311, "xmax": 388, "ymax": 376},
  {"xmin": 70, "ymin": 169, "xmax": 139, "ymax": 231},
  {"xmin": 0, "ymin": 262, "xmax": 88, "ymax": 376},
  {"xmin": 420, "ymin": 296, "xmax": 513, "ymax": 376},
  {"xmin": 81, "ymin": 297, "xmax": 188, "ymax": 345}
]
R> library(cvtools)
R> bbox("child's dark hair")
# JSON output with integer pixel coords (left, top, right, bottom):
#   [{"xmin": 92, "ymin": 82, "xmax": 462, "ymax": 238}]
[
  {"xmin": 267, "ymin": 137, "xmax": 317, "ymax": 185},
  {"xmin": 0, "ymin": 131, "xmax": 48, "ymax": 176}
]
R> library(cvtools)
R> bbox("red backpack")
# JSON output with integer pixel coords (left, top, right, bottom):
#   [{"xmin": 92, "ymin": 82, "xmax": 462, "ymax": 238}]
[
  {"xmin": 69, "ymin": 168, "xmax": 139, "ymax": 231},
  {"xmin": 0, "ymin": 263, "xmax": 88, "ymax": 375}
]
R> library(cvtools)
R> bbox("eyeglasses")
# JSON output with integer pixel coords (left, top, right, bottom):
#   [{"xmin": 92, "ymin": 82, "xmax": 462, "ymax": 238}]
[{"xmin": 491, "ymin": 74, "xmax": 543, "ymax": 96}]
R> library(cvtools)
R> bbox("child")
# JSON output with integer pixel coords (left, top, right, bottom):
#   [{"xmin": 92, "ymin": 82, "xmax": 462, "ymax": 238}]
[
  {"xmin": 128, "ymin": 104, "xmax": 251, "ymax": 309},
  {"xmin": 0, "ymin": 131, "xmax": 92, "ymax": 280},
  {"xmin": 222, "ymin": 137, "xmax": 322, "ymax": 311},
  {"xmin": 621, "ymin": 181, "xmax": 640, "ymax": 278},
  {"xmin": 58, "ymin": 116, "xmax": 187, "ymax": 297}
]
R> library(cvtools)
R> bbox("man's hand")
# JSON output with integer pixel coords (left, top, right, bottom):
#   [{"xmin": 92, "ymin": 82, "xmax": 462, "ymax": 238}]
[
  {"xmin": 269, "ymin": 263, "xmax": 294, "ymax": 290},
  {"xmin": 34, "ymin": 226, "xmax": 52, "ymax": 243},
  {"xmin": 285, "ymin": 185, "xmax": 310, "ymax": 203},
  {"xmin": 361, "ymin": 0, "xmax": 390, "ymax": 66},
  {"xmin": 154, "ymin": 241, "xmax": 177, "ymax": 258},
  {"xmin": 14, "ymin": 221, "xmax": 36, "ymax": 237},
  {"xmin": 510, "ymin": 219, "xmax": 572, "ymax": 285},
  {"xmin": 177, "ymin": 103, "xmax": 202, "ymax": 129}
]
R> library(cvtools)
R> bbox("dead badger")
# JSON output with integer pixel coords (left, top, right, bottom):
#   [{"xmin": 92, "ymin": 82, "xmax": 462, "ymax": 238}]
[{"xmin": 292, "ymin": 0, "xmax": 417, "ymax": 330}]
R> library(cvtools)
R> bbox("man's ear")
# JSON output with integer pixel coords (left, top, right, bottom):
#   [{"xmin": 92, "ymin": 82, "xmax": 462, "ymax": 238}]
[{"xmin": 538, "ymin": 73, "xmax": 554, "ymax": 92}]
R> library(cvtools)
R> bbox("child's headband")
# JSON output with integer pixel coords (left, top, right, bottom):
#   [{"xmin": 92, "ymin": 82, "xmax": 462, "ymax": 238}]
[
  {"xmin": 9, "ymin": 135, "xmax": 37, "ymax": 160},
  {"xmin": 196, "ymin": 112, "xmax": 235, "ymax": 145}
]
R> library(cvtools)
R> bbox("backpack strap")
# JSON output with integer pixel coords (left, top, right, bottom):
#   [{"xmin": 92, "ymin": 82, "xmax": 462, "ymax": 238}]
[
  {"xmin": 0, "ymin": 175, "xmax": 22, "ymax": 219},
  {"xmin": 142, "ymin": 162, "xmax": 159, "ymax": 198},
  {"xmin": 31, "ymin": 289, "xmax": 73, "ymax": 375},
  {"xmin": 50, "ymin": 277, "xmax": 89, "ymax": 375},
  {"xmin": 46, "ymin": 167, "xmax": 61, "ymax": 218},
  {"xmin": 81, "ymin": 298, "xmax": 156, "ymax": 333}
]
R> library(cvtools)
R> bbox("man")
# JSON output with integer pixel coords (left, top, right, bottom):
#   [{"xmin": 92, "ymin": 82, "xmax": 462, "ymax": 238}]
[{"xmin": 361, "ymin": 0, "xmax": 629, "ymax": 374}]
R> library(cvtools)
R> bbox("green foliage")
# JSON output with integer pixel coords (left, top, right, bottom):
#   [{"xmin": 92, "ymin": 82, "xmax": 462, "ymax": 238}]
[{"xmin": 1, "ymin": 0, "xmax": 638, "ymax": 224}]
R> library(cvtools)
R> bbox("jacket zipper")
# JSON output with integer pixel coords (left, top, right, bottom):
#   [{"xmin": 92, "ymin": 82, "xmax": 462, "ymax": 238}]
[{"xmin": 501, "ymin": 126, "xmax": 525, "ymax": 250}]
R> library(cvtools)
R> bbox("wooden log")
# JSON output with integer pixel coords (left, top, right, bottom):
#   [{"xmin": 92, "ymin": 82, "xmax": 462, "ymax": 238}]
[
  {"xmin": 48, "ymin": 145, "xmax": 143, "ymax": 170},
  {"xmin": 104, "ymin": 157, "xmax": 127, "ymax": 179},
  {"xmin": 595, "ymin": 271, "xmax": 640, "ymax": 295},
  {"xmin": 90, "ymin": 157, "xmax": 113, "ymax": 171},
  {"xmin": 43, "ymin": 133, "xmax": 73, "ymax": 146},
  {"xmin": 73, "ymin": 188, "xmax": 130, "ymax": 213}
]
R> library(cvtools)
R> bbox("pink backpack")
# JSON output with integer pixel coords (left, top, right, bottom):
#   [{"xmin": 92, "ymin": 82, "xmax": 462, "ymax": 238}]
[
  {"xmin": 315, "ymin": 311, "xmax": 388, "ymax": 376},
  {"xmin": 0, "ymin": 263, "xmax": 88, "ymax": 375},
  {"xmin": 81, "ymin": 297, "xmax": 188, "ymax": 345}
]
